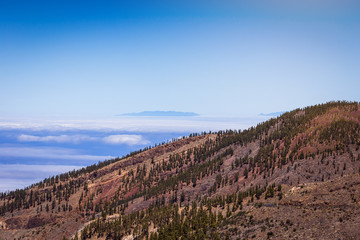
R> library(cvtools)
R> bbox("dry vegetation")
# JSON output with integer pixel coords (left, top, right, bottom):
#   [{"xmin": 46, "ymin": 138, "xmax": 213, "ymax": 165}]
[{"xmin": 1, "ymin": 101, "xmax": 360, "ymax": 240}]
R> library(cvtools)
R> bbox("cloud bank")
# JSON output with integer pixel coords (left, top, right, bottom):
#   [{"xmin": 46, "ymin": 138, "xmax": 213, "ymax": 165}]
[
  {"xmin": 17, "ymin": 134, "xmax": 150, "ymax": 146},
  {"xmin": 103, "ymin": 134, "xmax": 150, "ymax": 145},
  {"xmin": 18, "ymin": 134, "xmax": 96, "ymax": 143},
  {"xmin": 0, "ymin": 147, "xmax": 113, "ymax": 161},
  {"xmin": 0, "ymin": 164, "xmax": 84, "ymax": 192},
  {"xmin": 0, "ymin": 116, "xmax": 267, "ymax": 133}
]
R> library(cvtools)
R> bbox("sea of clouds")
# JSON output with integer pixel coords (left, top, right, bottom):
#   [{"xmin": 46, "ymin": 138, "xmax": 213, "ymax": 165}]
[{"xmin": 0, "ymin": 115, "xmax": 269, "ymax": 192}]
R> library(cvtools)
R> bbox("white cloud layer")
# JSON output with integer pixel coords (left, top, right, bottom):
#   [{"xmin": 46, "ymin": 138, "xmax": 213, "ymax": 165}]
[
  {"xmin": 18, "ymin": 134, "xmax": 96, "ymax": 143},
  {"xmin": 0, "ymin": 164, "xmax": 84, "ymax": 192},
  {"xmin": 17, "ymin": 134, "xmax": 150, "ymax": 146},
  {"xmin": 0, "ymin": 147, "xmax": 113, "ymax": 161},
  {"xmin": 103, "ymin": 134, "xmax": 150, "ymax": 145},
  {"xmin": 0, "ymin": 116, "xmax": 268, "ymax": 133}
]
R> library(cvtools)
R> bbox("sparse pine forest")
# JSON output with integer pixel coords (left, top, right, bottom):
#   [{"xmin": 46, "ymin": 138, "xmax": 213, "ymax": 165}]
[{"xmin": 1, "ymin": 101, "xmax": 360, "ymax": 240}]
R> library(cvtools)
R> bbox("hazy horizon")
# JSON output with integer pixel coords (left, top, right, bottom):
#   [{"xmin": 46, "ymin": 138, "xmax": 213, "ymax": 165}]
[{"xmin": 0, "ymin": 113, "xmax": 273, "ymax": 192}]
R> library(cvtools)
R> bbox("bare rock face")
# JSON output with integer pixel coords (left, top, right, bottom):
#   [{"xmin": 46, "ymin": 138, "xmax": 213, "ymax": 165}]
[
  {"xmin": 26, "ymin": 215, "xmax": 45, "ymax": 229},
  {"xmin": 4, "ymin": 214, "xmax": 51, "ymax": 229},
  {"xmin": 0, "ymin": 217, "xmax": 7, "ymax": 229},
  {"xmin": 5, "ymin": 217, "xmax": 24, "ymax": 229},
  {"xmin": 123, "ymin": 235, "xmax": 134, "ymax": 240}
]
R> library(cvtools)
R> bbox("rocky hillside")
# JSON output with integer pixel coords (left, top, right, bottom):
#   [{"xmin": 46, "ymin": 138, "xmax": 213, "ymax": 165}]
[{"xmin": 1, "ymin": 101, "xmax": 360, "ymax": 240}]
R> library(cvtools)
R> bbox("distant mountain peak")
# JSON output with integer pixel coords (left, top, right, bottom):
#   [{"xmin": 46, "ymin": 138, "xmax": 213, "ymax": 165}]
[
  {"xmin": 259, "ymin": 111, "xmax": 286, "ymax": 117},
  {"xmin": 119, "ymin": 111, "xmax": 199, "ymax": 117}
]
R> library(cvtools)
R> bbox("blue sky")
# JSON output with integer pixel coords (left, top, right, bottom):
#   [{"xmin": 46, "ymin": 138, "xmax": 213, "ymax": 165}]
[
  {"xmin": 0, "ymin": 0, "xmax": 360, "ymax": 191},
  {"xmin": 1, "ymin": 0, "xmax": 360, "ymax": 117}
]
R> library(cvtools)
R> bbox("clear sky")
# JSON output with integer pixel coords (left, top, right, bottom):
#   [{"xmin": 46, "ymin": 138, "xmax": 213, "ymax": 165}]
[{"xmin": 1, "ymin": 0, "xmax": 360, "ymax": 118}]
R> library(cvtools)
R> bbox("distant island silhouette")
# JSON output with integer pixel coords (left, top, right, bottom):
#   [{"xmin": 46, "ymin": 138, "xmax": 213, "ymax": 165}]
[
  {"xmin": 259, "ymin": 111, "xmax": 285, "ymax": 117},
  {"xmin": 119, "ymin": 111, "xmax": 199, "ymax": 117}
]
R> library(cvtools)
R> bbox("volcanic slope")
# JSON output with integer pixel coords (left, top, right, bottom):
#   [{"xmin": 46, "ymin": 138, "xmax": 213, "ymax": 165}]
[{"xmin": 1, "ymin": 101, "xmax": 360, "ymax": 240}]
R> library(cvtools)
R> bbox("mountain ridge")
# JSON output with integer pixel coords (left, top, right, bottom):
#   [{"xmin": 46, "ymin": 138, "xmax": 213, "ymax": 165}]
[{"xmin": 1, "ymin": 101, "xmax": 360, "ymax": 240}]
